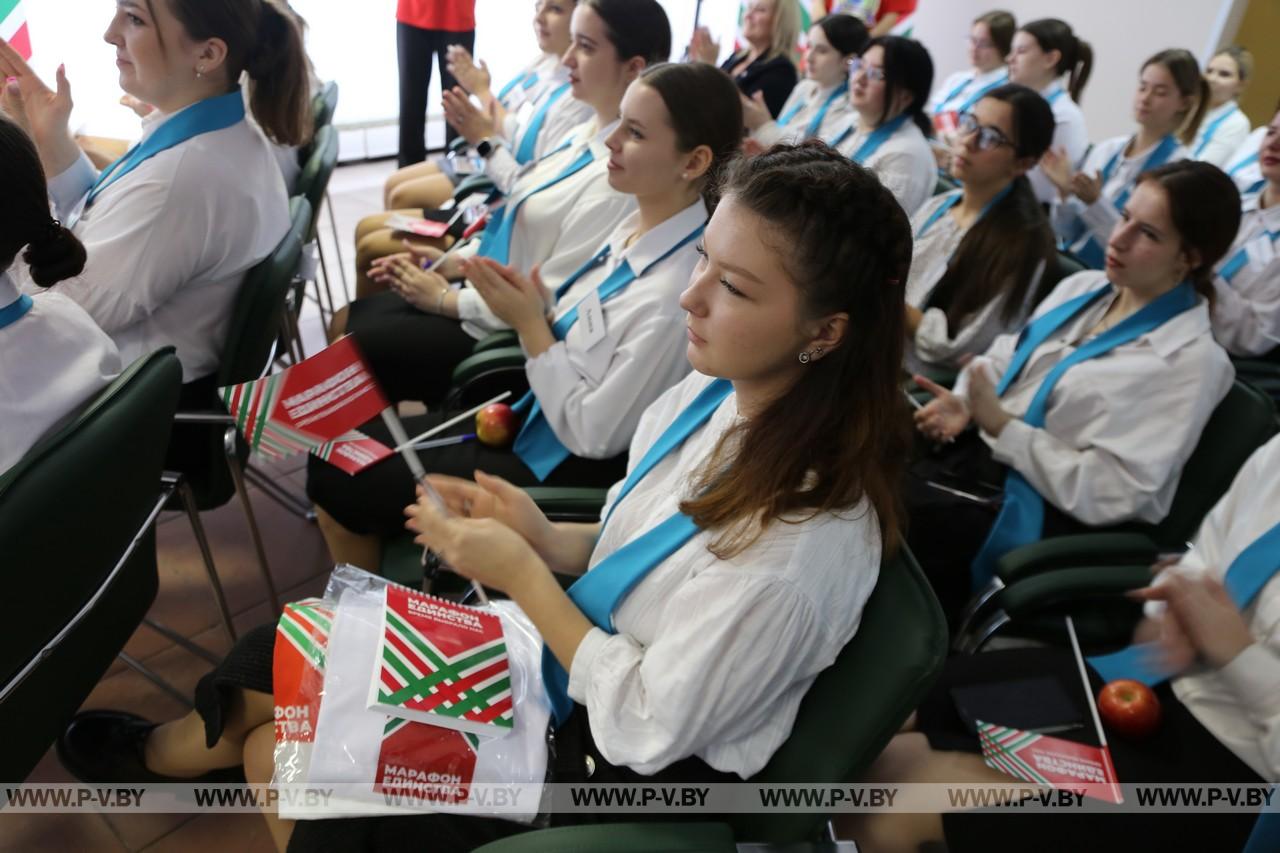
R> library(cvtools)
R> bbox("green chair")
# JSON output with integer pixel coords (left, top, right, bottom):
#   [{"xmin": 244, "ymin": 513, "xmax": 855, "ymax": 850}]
[
  {"xmin": 1231, "ymin": 345, "xmax": 1280, "ymax": 407},
  {"xmin": 168, "ymin": 197, "xmax": 311, "ymax": 618},
  {"xmin": 473, "ymin": 546, "xmax": 948, "ymax": 850},
  {"xmin": 0, "ymin": 350, "xmax": 192, "ymax": 781},
  {"xmin": 955, "ymin": 379, "xmax": 1278, "ymax": 653},
  {"xmin": 311, "ymin": 81, "xmax": 338, "ymax": 133},
  {"xmin": 288, "ymin": 124, "xmax": 341, "ymax": 347},
  {"xmin": 474, "ymin": 823, "xmax": 736, "ymax": 853}
]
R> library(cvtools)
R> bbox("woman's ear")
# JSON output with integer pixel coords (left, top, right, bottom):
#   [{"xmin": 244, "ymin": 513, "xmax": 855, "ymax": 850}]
[
  {"xmin": 622, "ymin": 55, "xmax": 648, "ymax": 83},
  {"xmin": 807, "ymin": 312, "xmax": 849, "ymax": 359},
  {"xmin": 196, "ymin": 37, "xmax": 229, "ymax": 75},
  {"xmin": 1180, "ymin": 245, "xmax": 1203, "ymax": 280},
  {"xmin": 682, "ymin": 144, "xmax": 714, "ymax": 182}
]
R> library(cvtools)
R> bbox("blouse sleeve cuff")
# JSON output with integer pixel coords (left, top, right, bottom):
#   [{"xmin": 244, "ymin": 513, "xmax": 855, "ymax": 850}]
[
  {"xmin": 990, "ymin": 417, "xmax": 1034, "ymax": 468},
  {"xmin": 48, "ymin": 152, "xmax": 97, "ymax": 218},
  {"xmin": 1217, "ymin": 643, "xmax": 1280, "ymax": 719},
  {"xmin": 566, "ymin": 626, "xmax": 611, "ymax": 703},
  {"xmin": 455, "ymin": 287, "xmax": 488, "ymax": 322}
]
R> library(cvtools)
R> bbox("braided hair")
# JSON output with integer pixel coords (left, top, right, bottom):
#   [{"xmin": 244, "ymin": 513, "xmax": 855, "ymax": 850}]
[
  {"xmin": 0, "ymin": 116, "xmax": 86, "ymax": 287},
  {"xmin": 679, "ymin": 141, "xmax": 913, "ymax": 557}
]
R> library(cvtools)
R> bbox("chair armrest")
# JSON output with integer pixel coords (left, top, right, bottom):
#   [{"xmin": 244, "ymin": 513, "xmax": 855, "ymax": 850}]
[
  {"xmin": 526, "ymin": 487, "xmax": 608, "ymax": 522},
  {"xmin": 995, "ymin": 533, "xmax": 1159, "ymax": 585},
  {"xmin": 172, "ymin": 411, "xmax": 235, "ymax": 425},
  {"xmin": 450, "ymin": 346, "xmax": 527, "ymax": 393},
  {"xmin": 472, "ymin": 330, "xmax": 519, "ymax": 353},
  {"xmin": 999, "ymin": 564, "xmax": 1154, "ymax": 618},
  {"xmin": 454, "ymin": 174, "xmax": 497, "ymax": 203},
  {"xmin": 473, "ymin": 823, "xmax": 736, "ymax": 853},
  {"xmin": 447, "ymin": 137, "xmax": 471, "ymax": 156}
]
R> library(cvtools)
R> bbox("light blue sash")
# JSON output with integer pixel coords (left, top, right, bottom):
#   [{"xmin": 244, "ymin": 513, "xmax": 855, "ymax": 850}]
[
  {"xmin": 832, "ymin": 112, "xmax": 912, "ymax": 164},
  {"xmin": 1044, "ymin": 87, "xmax": 1065, "ymax": 106},
  {"xmin": 780, "ymin": 82, "xmax": 849, "ymax": 138},
  {"xmin": 939, "ymin": 71, "xmax": 1009, "ymax": 115},
  {"xmin": 541, "ymin": 378, "xmax": 734, "ymax": 725},
  {"xmin": 1193, "ymin": 104, "xmax": 1239, "ymax": 159},
  {"xmin": 497, "ymin": 69, "xmax": 539, "ymax": 103},
  {"xmin": 914, "ymin": 183, "xmax": 1012, "ymax": 240},
  {"xmin": 1230, "ymin": 151, "xmax": 1259, "ymax": 176},
  {"xmin": 1217, "ymin": 225, "xmax": 1279, "ymax": 285},
  {"xmin": 86, "ymin": 90, "xmax": 245, "ymax": 209},
  {"xmin": 476, "ymin": 146, "xmax": 596, "ymax": 265},
  {"xmin": 514, "ymin": 82, "xmax": 571, "ymax": 165},
  {"xmin": 1089, "ymin": 518, "xmax": 1280, "ymax": 685},
  {"xmin": 513, "ymin": 225, "xmax": 705, "ymax": 480},
  {"xmin": 969, "ymin": 282, "xmax": 1199, "ymax": 589},
  {"xmin": 1069, "ymin": 135, "xmax": 1180, "ymax": 269},
  {"xmin": 0, "ymin": 294, "xmax": 34, "ymax": 330}
]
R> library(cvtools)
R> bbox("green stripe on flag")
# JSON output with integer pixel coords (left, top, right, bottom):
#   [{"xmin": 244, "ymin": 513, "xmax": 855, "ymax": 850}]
[
  {"xmin": 279, "ymin": 618, "xmax": 325, "ymax": 669},
  {"xmin": 385, "ymin": 611, "xmax": 509, "ymax": 678},
  {"xmin": 0, "ymin": 0, "xmax": 23, "ymax": 24},
  {"xmin": 250, "ymin": 375, "xmax": 279, "ymax": 451},
  {"xmin": 291, "ymin": 603, "xmax": 332, "ymax": 633}
]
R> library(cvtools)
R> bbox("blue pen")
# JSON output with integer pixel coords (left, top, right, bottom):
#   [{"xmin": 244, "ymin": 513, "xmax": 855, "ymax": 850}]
[{"xmin": 412, "ymin": 432, "xmax": 476, "ymax": 451}]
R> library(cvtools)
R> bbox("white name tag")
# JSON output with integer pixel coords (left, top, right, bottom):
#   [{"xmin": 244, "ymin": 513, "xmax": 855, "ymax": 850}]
[
  {"xmin": 1246, "ymin": 236, "xmax": 1277, "ymax": 273},
  {"xmin": 577, "ymin": 288, "xmax": 608, "ymax": 351}
]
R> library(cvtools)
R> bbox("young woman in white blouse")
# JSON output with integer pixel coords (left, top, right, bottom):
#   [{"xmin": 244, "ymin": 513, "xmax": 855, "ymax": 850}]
[
  {"xmin": 908, "ymin": 161, "xmax": 1237, "ymax": 622},
  {"xmin": 374, "ymin": 1, "xmax": 593, "ymax": 214},
  {"xmin": 1225, "ymin": 124, "xmax": 1268, "ymax": 196},
  {"xmin": 1044, "ymin": 49, "xmax": 1207, "ymax": 271},
  {"xmin": 843, "ymin": 430, "xmax": 1280, "ymax": 853},
  {"xmin": 0, "ymin": 0, "xmax": 307, "ymax": 386},
  {"xmin": 744, "ymin": 13, "xmax": 868, "ymax": 148},
  {"xmin": 927, "ymin": 10, "xmax": 1014, "ymax": 131},
  {"xmin": 1005, "ymin": 18, "xmax": 1092, "ymax": 206},
  {"xmin": 307, "ymin": 62, "xmax": 744, "ymax": 570},
  {"xmin": 1192, "ymin": 46, "xmax": 1254, "ymax": 169},
  {"xmin": 905, "ymin": 84, "xmax": 1056, "ymax": 378},
  {"xmin": 1211, "ymin": 105, "xmax": 1280, "ymax": 358},
  {"xmin": 58, "ymin": 143, "xmax": 915, "ymax": 853},
  {"xmin": 334, "ymin": 1, "xmax": 667, "ymax": 413},
  {"xmin": 0, "ymin": 116, "xmax": 121, "ymax": 474},
  {"xmin": 833, "ymin": 35, "xmax": 936, "ymax": 215}
]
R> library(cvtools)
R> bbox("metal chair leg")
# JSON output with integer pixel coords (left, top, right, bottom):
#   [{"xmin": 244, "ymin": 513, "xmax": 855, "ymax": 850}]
[
  {"xmin": 245, "ymin": 462, "xmax": 315, "ymax": 521},
  {"xmin": 140, "ymin": 618, "xmax": 223, "ymax": 664},
  {"xmin": 323, "ymin": 189, "xmax": 348, "ymax": 298},
  {"xmin": 223, "ymin": 428, "xmax": 282, "ymax": 614},
  {"xmin": 117, "ymin": 653, "xmax": 195, "ymax": 708},
  {"xmin": 315, "ymin": 240, "xmax": 337, "ymax": 326},
  {"xmin": 173, "ymin": 476, "xmax": 238, "ymax": 645}
]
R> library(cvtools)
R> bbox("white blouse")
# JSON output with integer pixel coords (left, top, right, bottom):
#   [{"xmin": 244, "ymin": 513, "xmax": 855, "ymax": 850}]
[
  {"xmin": 833, "ymin": 116, "xmax": 936, "ymax": 215},
  {"xmin": 904, "ymin": 190, "xmax": 1040, "ymax": 373},
  {"xmin": 455, "ymin": 119, "xmax": 638, "ymax": 338},
  {"xmin": 753, "ymin": 79, "xmax": 854, "ymax": 147},
  {"xmin": 488, "ymin": 59, "xmax": 593, "ymax": 195},
  {"xmin": 1191, "ymin": 101, "xmax": 1253, "ymax": 169},
  {"xmin": 567, "ymin": 371, "xmax": 882, "ymax": 777},
  {"xmin": 1027, "ymin": 84, "xmax": 1089, "ymax": 206},
  {"xmin": 1225, "ymin": 126, "xmax": 1267, "ymax": 195},
  {"xmin": 25, "ymin": 98, "xmax": 290, "ymax": 383},
  {"xmin": 1052, "ymin": 134, "xmax": 1189, "ymax": 260},
  {"xmin": 955, "ymin": 270, "xmax": 1233, "ymax": 527},
  {"xmin": 525, "ymin": 201, "xmax": 703, "ymax": 460},
  {"xmin": 0, "ymin": 271, "xmax": 121, "ymax": 474},
  {"xmin": 927, "ymin": 66, "xmax": 1009, "ymax": 118},
  {"xmin": 1151, "ymin": 432, "xmax": 1280, "ymax": 781},
  {"xmin": 1211, "ymin": 189, "xmax": 1280, "ymax": 357}
]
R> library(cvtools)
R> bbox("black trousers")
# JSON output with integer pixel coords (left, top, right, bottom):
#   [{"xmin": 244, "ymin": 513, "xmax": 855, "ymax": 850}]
[{"xmin": 397, "ymin": 22, "xmax": 475, "ymax": 166}]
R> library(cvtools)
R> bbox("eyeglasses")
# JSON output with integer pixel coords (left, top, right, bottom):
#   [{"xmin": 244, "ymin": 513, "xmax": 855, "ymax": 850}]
[
  {"xmin": 956, "ymin": 111, "xmax": 1015, "ymax": 151},
  {"xmin": 846, "ymin": 57, "xmax": 886, "ymax": 83},
  {"xmin": 967, "ymin": 36, "xmax": 996, "ymax": 50}
]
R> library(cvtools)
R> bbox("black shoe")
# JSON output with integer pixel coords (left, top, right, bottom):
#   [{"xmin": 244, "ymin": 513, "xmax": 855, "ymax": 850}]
[{"xmin": 56, "ymin": 710, "xmax": 245, "ymax": 784}]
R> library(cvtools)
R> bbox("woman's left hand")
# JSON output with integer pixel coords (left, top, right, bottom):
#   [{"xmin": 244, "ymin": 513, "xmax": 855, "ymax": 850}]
[
  {"xmin": 441, "ymin": 86, "xmax": 496, "ymax": 145},
  {"xmin": 1131, "ymin": 573, "xmax": 1254, "ymax": 669},
  {"xmin": 1070, "ymin": 170, "xmax": 1104, "ymax": 206},
  {"xmin": 740, "ymin": 91, "xmax": 771, "ymax": 131},
  {"xmin": 966, "ymin": 363, "xmax": 1013, "ymax": 437},
  {"xmin": 376, "ymin": 255, "xmax": 451, "ymax": 313},
  {"xmin": 461, "ymin": 257, "xmax": 550, "ymax": 333},
  {"xmin": 405, "ymin": 487, "xmax": 548, "ymax": 597}
]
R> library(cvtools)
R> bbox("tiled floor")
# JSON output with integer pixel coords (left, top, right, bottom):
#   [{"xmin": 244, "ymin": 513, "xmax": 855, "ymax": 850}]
[{"xmin": 1, "ymin": 158, "xmax": 398, "ymax": 852}]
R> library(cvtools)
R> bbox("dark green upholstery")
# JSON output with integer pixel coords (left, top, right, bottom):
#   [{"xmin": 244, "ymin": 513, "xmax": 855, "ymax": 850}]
[
  {"xmin": 311, "ymin": 81, "xmax": 338, "ymax": 132},
  {"xmin": 0, "ymin": 350, "xmax": 183, "ymax": 781},
  {"xmin": 468, "ymin": 548, "xmax": 947, "ymax": 849},
  {"xmin": 446, "ymin": 345, "xmax": 529, "ymax": 409},
  {"xmin": 934, "ymin": 173, "xmax": 959, "ymax": 195},
  {"xmin": 473, "ymin": 330, "xmax": 519, "ymax": 353},
  {"xmin": 171, "ymin": 196, "xmax": 310, "ymax": 508},
  {"xmin": 455, "ymin": 173, "xmax": 498, "ymax": 203},
  {"xmin": 474, "ymin": 822, "xmax": 736, "ymax": 853},
  {"xmin": 1232, "ymin": 346, "xmax": 1280, "ymax": 406},
  {"xmin": 296, "ymin": 125, "xmax": 339, "ymax": 245}
]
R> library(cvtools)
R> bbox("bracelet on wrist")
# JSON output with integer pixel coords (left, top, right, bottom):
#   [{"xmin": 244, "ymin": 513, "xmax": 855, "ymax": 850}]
[{"xmin": 436, "ymin": 286, "xmax": 449, "ymax": 315}]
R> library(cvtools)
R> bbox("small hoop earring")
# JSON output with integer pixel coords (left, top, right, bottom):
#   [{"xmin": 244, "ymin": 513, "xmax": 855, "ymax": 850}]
[{"xmin": 798, "ymin": 351, "xmax": 811, "ymax": 364}]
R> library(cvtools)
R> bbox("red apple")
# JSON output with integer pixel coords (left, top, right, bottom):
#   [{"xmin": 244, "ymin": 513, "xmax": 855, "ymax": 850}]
[
  {"xmin": 1097, "ymin": 679, "xmax": 1162, "ymax": 739},
  {"xmin": 475, "ymin": 403, "xmax": 518, "ymax": 447}
]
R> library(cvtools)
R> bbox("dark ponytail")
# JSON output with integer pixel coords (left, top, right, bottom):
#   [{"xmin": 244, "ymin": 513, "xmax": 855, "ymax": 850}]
[
  {"xmin": 1138, "ymin": 161, "xmax": 1240, "ymax": 299},
  {"xmin": 926, "ymin": 85, "xmax": 1057, "ymax": 329},
  {"xmin": 0, "ymin": 116, "xmax": 87, "ymax": 287},
  {"xmin": 867, "ymin": 36, "xmax": 934, "ymax": 138},
  {"xmin": 637, "ymin": 63, "xmax": 743, "ymax": 212},
  {"xmin": 146, "ymin": 0, "xmax": 313, "ymax": 146},
  {"xmin": 1143, "ymin": 49, "xmax": 1210, "ymax": 146},
  {"xmin": 1021, "ymin": 18, "xmax": 1092, "ymax": 104}
]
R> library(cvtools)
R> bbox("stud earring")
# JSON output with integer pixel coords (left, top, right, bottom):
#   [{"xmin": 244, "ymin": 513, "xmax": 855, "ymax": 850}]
[{"xmin": 196, "ymin": 66, "xmax": 205, "ymax": 77}]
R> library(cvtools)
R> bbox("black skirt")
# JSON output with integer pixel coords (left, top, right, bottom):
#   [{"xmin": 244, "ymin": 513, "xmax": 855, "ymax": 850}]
[
  {"xmin": 914, "ymin": 647, "xmax": 1264, "ymax": 852},
  {"xmin": 195, "ymin": 624, "xmax": 741, "ymax": 853}
]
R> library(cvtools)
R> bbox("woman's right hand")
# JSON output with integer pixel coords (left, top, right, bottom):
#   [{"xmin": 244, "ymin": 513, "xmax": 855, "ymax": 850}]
[
  {"xmin": 740, "ymin": 91, "xmax": 771, "ymax": 131},
  {"xmin": 1038, "ymin": 146, "xmax": 1075, "ymax": 197},
  {"xmin": 416, "ymin": 472, "xmax": 560, "ymax": 563},
  {"xmin": 446, "ymin": 45, "xmax": 493, "ymax": 102},
  {"xmin": 0, "ymin": 45, "xmax": 79, "ymax": 173},
  {"xmin": 689, "ymin": 26, "xmax": 721, "ymax": 64},
  {"xmin": 911, "ymin": 375, "xmax": 972, "ymax": 442}
]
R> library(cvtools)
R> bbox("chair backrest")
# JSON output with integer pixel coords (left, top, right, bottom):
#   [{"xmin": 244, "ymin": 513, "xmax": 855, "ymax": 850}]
[
  {"xmin": 0, "ymin": 349, "xmax": 183, "ymax": 780},
  {"xmin": 295, "ymin": 125, "xmax": 339, "ymax": 243},
  {"xmin": 1149, "ymin": 379, "xmax": 1277, "ymax": 547},
  {"xmin": 311, "ymin": 81, "xmax": 338, "ymax": 132},
  {"xmin": 1042, "ymin": 251, "xmax": 1085, "ymax": 300},
  {"xmin": 734, "ymin": 546, "xmax": 948, "ymax": 843},
  {"xmin": 216, "ymin": 196, "xmax": 311, "ymax": 388}
]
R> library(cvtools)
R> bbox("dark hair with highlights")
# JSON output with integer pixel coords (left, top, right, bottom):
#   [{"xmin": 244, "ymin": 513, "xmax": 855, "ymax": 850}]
[
  {"xmin": 0, "ymin": 117, "xmax": 86, "ymax": 286},
  {"xmin": 1137, "ymin": 160, "xmax": 1241, "ymax": 298},
  {"xmin": 679, "ymin": 141, "xmax": 913, "ymax": 557},
  {"xmin": 1142, "ymin": 48, "xmax": 1210, "ymax": 146},
  {"xmin": 143, "ymin": 0, "xmax": 313, "ymax": 145},
  {"xmin": 637, "ymin": 63, "xmax": 743, "ymax": 211}
]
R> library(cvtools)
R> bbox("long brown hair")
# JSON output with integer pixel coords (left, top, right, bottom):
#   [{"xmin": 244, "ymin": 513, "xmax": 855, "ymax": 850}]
[
  {"xmin": 145, "ymin": 0, "xmax": 313, "ymax": 146},
  {"xmin": 926, "ymin": 84, "xmax": 1057, "ymax": 328},
  {"xmin": 1137, "ymin": 161, "xmax": 1240, "ymax": 299},
  {"xmin": 679, "ymin": 142, "xmax": 913, "ymax": 557},
  {"xmin": 1020, "ymin": 18, "xmax": 1092, "ymax": 103},
  {"xmin": 1143, "ymin": 49, "xmax": 1210, "ymax": 146}
]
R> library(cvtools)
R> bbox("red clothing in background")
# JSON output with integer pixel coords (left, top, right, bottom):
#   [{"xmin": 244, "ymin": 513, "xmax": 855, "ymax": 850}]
[{"xmin": 397, "ymin": 0, "xmax": 476, "ymax": 32}]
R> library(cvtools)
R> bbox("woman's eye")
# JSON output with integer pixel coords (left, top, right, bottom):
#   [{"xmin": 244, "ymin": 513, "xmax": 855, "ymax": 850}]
[{"xmin": 720, "ymin": 278, "xmax": 743, "ymax": 296}]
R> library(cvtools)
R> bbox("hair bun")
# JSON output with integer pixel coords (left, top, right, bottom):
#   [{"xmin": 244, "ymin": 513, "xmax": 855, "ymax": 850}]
[{"xmin": 23, "ymin": 221, "xmax": 87, "ymax": 287}]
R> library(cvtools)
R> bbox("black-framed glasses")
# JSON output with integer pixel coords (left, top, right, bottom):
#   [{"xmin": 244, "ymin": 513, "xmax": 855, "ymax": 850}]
[{"xmin": 956, "ymin": 110, "xmax": 1015, "ymax": 151}]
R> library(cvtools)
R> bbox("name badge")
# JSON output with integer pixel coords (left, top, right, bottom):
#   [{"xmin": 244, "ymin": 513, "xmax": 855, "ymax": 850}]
[
  {"xmin": 1246, "ymin": 235, "xmax": 1277, "ymax": 273},
  {"xmin": 577, "ymin": 288, "xmax": 608, "ymax": 351}
]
